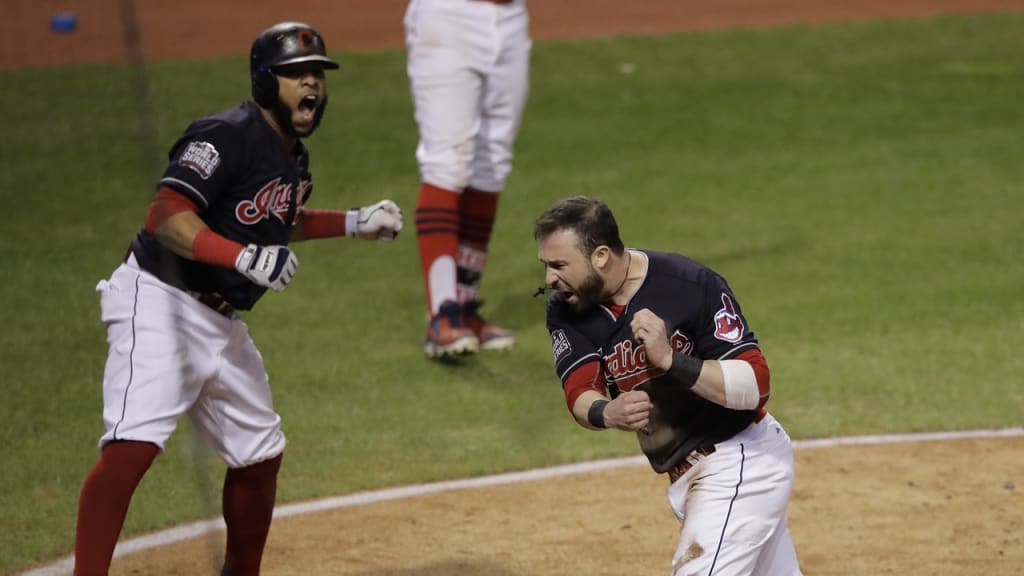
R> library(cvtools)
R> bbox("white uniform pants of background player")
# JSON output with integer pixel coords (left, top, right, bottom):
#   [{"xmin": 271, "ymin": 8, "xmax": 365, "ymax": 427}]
[
  {"xmin": 668, "ymin": 413, "xmax": 802, "ymax": 576},
  {"xmin": 95, "ymin": 255, "xmax": 285, "ymax": 468},
  {"xmin": 404, "ymin": 0, "xmax": 530, "ymax": 194}
]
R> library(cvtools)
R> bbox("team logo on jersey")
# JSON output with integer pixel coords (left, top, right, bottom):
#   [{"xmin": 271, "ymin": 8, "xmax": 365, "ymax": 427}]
[
  {"xmin": 714, "ymin": 293, "xmax": 745, "ymax": 343},
  {"xmin": 604, "ymin": 339, "xmax": 648, "ymax": 391},
  {"xmin": 235, "ymin": 178, "xmax": 312, "ymax": 225},
  {"xmin": 603, "ymin": 329, "xmax": 695, "ymax": 391},
  {"xmin": 551, "ymin": 330, "xmax": 572, "ymax": 363},
  {"xmin": 177, "ymin": 141, "xmax": 221, "ymax": 180},
  {"xmin": 670, "ymin": 330, "xmax": 695, "ymax": 355}
]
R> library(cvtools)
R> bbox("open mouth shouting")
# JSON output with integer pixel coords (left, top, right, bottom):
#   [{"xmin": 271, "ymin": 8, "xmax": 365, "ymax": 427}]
[{"xmin": 295, "ymin": 94, "xmax": 319, "ymax": 128}]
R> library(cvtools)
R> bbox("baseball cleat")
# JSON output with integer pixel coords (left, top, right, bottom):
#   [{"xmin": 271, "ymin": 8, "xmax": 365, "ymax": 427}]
[
  {"xmin": 463, "ymin": 299, "xmax": 515, "ymax": 351},
  {"xmin": 424, "ymin": 300, "xmax": 480, "ymax": 358}
]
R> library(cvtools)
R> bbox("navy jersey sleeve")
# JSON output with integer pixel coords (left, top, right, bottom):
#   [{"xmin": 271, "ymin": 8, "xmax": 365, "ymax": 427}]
[
  {"xmin": 158, "ymin": 120, "xmax": 243, "ymax": 209},
  {"xmin": 546, "ymin": 294, "xmax": 601, "ymax": 384},
  {"xmin": 692, "ymin": 271, "xmax": 760, "ymax": 360}
]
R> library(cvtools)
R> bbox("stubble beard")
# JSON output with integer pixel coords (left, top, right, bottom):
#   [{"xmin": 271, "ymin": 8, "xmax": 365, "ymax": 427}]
[{"xmin": 270, "ymin": 95, "xmax": 329, "ymax": 139}]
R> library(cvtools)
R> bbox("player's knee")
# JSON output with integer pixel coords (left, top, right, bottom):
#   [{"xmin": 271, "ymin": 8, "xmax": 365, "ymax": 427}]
[
  {"xmin": 469, "ymin": 152, "xmax": 513, "ymax": 192},
  {"xmin": 420, "ymin": 165, "xmax": 472, "ymax": 192}
]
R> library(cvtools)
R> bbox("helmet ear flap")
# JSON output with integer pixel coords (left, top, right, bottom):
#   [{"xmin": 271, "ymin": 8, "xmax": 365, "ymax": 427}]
[{"xmin": 251, "ymin": 65, "xmax": 279, "ymax": 108}]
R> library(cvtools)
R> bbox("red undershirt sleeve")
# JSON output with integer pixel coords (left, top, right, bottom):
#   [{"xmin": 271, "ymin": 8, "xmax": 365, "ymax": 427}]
[
  {"xmin": 562, "ymin": 360, "xmax": 607, "ymax": 411},
  {"xmin": 301, "ymin": 208, "xmax": 349, "ymax": 239},
  {"xmin": 144, "ymin": 186, "xmax": 199, "ymax": 233},
  {"xmin": 192, "ymin": 228, "xmax": 245, "ymax": 269},
  {"xmin": 143, "ymin": 186, "xmax": 244, "ymax": 270},
  {"xmin": 735, "ymin": 348, "xmax": 771, "ymax": 411}
]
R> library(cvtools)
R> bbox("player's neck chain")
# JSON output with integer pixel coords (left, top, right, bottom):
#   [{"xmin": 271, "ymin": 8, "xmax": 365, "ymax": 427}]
[{"xmin": 608, "ymin": 249, "xmax": 632, "ymax": 301}]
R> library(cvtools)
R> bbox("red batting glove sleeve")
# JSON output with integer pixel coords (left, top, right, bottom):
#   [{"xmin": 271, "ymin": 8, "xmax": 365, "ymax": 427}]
[
  {"xmin": 563, "ymin": 360, "xmax": 607, "ymax": 411},
  {"xmin": 301, "ymin": 208, "xmax": 349, "ymax": 239},
  {"xmin": 192, "ymin": 228, "xmax": 246, "ymax": 270}
]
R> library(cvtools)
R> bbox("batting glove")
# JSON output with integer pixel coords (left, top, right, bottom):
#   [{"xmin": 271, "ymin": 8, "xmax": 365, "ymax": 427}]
[
  {"xmin": 235, "ymin": 244, "xmax": 298, "ymax": 292},
  {"xmin": 346, "ymin": 199, "xmax": 404, "ymax": 241}
]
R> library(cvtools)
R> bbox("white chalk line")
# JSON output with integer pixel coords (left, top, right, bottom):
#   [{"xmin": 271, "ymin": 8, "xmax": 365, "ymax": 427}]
[{"xmin": 18, "ymin": 426, "xmax": 1024, "ymax": 576}]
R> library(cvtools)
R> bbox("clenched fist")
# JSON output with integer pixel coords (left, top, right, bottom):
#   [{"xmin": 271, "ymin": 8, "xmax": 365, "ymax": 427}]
[{"xmin": 346, "ymin": 199, "xmax": 404, "ymax": 241}]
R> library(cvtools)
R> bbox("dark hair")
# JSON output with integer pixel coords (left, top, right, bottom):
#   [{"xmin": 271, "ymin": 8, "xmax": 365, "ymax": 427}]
[{"xmin": 533, "ymin": 196, "xmax": 625, "ymax": 256}]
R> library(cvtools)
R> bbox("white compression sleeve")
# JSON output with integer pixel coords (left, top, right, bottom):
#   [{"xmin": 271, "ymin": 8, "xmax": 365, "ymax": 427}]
[{"xmin": 720, "ymin": 359, "xmax": 760, "ymax": 410}]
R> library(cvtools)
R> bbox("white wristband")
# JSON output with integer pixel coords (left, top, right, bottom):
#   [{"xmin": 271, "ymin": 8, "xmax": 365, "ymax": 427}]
[
  {"xmin": 720, "ymin": 359, "xmax": 760, "ymax": 410},
  {"xmin": 345, "ymin": 210, "xmax": 359, "ymax": 238}
]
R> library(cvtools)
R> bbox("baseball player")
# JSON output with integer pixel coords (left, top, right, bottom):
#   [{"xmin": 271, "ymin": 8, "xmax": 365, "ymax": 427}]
[
  {"xmin": 404, "ymin": 0, "xmax": 531, "ymax": 358},
  {"xmin": 73, "ymin": 22, "xmax": 403, "ymax": 576},
  {"xmin": 534, "ymin": 196, "xmax": 802, "ymax": 576}
]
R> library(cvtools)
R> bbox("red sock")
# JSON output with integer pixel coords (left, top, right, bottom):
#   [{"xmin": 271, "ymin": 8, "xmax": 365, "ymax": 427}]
[
  {"xmin": 74, "ymin": 441, "xmax": 160, "ymax": 576},
  {"xmin": 415, "ymin": 182, "xmax": 461, "ymax": 314},
  {"xmin": 221, "ymin": 454, "xmax": 283, "ymax": 576},
  {"xmin": 456, "ymin": 187, "xmax": 499, "ymax": 303}
]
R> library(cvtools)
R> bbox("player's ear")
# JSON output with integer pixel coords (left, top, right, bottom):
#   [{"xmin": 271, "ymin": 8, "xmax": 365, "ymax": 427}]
[{"xmin": 590, "ymin": 245, "xmax": 611, "ymax": 270}]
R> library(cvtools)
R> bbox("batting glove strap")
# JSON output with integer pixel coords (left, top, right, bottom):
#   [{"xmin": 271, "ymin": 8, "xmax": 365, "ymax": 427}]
[
  {"xmin": 347, "ymin": 199, "xmax": 404, "ymax": 241},
  {"xmin": 234, "ymin": 243, "xmax": 299, "ymax": 292},
  {"xmin": 345, "ymin": 210, "xmax": 360, "ymax": 238}
]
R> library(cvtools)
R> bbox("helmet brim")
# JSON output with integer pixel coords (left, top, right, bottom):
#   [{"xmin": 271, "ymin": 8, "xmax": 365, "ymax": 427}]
[{"xmin": 273, "ymin": 54, "xmax": 340, "ymax": 70}]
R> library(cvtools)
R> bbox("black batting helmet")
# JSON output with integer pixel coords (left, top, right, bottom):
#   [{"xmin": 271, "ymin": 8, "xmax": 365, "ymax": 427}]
[{"xmin": 250, "ymin": 22, "xmax": 339, "ymax": 107}]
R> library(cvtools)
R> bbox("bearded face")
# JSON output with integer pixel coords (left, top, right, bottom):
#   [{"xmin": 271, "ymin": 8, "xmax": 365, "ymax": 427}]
[
  {"xmin": 270, "ymin": 94, "xmax": 328, "ymax": 138},
  {"xmin": 568, "ymin": 264, "xmax": 607, "ymax": 312},
  {"xmin": 268, "ymin": 61, "xmax": 329, "ymax": 139}
]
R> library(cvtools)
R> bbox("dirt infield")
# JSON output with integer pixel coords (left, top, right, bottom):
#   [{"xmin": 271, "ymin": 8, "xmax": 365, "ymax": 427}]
[
  {"xmin": 9, "ymin": 0, "xmax": 1024, "ymax": 574},
  {"xmin": 105, "ymin": 434, "xmax": 1024, "ymax": 575}
]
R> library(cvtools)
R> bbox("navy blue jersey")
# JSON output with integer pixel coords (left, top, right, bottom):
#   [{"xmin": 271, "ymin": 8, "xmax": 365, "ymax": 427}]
[
  {"xmin": 131, "ymin": 100, "xmax": 313, "ymax": 310},
  {"xmin": 546, "ymin": 250, "xmax": 761, "ymax": 473}
]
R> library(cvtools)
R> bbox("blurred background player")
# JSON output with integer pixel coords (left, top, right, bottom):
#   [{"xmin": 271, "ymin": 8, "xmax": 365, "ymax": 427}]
[
  {"xmin": 73, "ymin": 22, "xmax": 402, "ymax": 576},
  {"xmin": 404, "ymin": 0, "xmax": 531, "ymax": 358}
]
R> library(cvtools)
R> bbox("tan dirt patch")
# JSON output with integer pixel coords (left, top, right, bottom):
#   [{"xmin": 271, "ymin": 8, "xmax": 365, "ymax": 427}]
[{"xmin": 107, "ymin": 436, "xmax": 1024, "ymax": 575}]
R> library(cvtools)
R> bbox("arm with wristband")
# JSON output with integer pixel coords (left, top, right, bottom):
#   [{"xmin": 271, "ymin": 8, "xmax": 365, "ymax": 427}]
[
  {"xmin": 291, "ymin": 199, "xmax": 404, "ymax": 242},
  {"xmin": 145, "ymin": 186, "xmax": 297, "ymax": 291},
  {"xmin": 564, "ymin": 362, "xmax": 654, "ymax": 432},
  {"xmin": 630, "ymin": 307, "xmax": 770, "ymax": 411}
]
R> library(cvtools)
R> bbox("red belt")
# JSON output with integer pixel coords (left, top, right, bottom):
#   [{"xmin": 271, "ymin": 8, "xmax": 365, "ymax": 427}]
[
  {"xmin": 668, "ymin": 445, "xmax": 716, "ymax": 484},
  {"xmin": 192, "ymin": 292, "xmax": 235, "ymax": 316}
]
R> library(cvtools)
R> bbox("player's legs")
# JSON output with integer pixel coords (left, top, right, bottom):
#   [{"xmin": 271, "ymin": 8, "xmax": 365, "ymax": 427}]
[
  {"xmin": 466, "ymin": 3, "xmax": 530, "ymax": 195},
  {"xmin": 76, "ymin": 260, "xmax": 225, "ymax": 574},
  {"xmin": 74, "ymin": 441, "xmax": 159, "ymax": 575},
  {"xmin": 753, "ymin": 515, "xmax": 802, "ymax": 575},
  {"xmin": 456, "ymin": 2, "xmax": 530, "ymax": 349},
  {"xmin": 219, "ymin": 454, "xmax": 282, "ymax": 576},
  {"xmin": 668, "ymin": 415, "xmax": 801, "ymax": 576},
  {"xmin": 189, "ymin": 319, "xmax": 286, "ymax": 574},
  {"xmin": 406, "ymin": 0, "xmax": 484, "ymax": 356}
]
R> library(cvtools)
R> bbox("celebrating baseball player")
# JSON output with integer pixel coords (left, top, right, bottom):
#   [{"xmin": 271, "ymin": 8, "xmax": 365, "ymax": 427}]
[
  {"xmin": 73, "ymin": 22, "xmax": 403, "ymax": 576},
  {"xmin": 534, "ymin": 197, "xmax": 802, "ymax": 575},
  {"xmin": 404, "ymin": 0, "xmax": 531, "ymax": 358}
]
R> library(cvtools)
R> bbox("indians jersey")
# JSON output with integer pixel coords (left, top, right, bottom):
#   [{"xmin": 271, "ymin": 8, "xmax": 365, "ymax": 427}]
[
  {"xmin": 131, "ymin": 100, "xmax": 313, "ymax": 310},
  {"xmin": 546, "ymin": 250, "xmax": 762, "ymax": 473}
]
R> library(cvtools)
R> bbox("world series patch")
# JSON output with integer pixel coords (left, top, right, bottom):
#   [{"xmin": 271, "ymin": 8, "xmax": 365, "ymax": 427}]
[
  {"xmin": 178, "ymin": 141, "xmax": 221, "ymax": 180},
  {"xmin": 551, "ymin": 329, "xmax": 572, "ymax": 363}
]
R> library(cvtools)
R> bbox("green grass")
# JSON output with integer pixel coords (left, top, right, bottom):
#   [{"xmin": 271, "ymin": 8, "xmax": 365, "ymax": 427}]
[{"xmin": 2, "ymin": 11, "xmax": 1024, "ymax": 574}]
